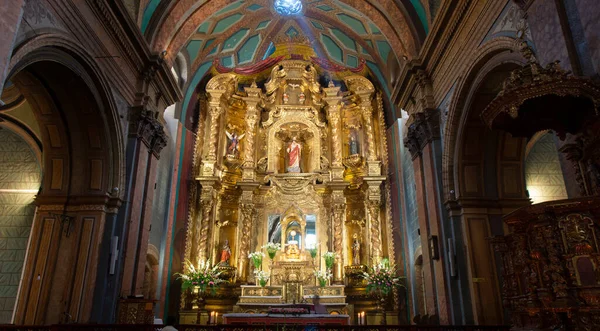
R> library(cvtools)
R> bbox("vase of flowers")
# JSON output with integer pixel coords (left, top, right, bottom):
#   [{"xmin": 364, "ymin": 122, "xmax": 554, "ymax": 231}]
[
  {"xmin": 314, "ymin": 269, "xmax": 332, "ymax": 287},
  {"xmin": 361, "ymin": 260, "xmax": 405, "ymax": 324},
  {"xmin": 248, "ymin": 251, "xmax": 265, "ymax": 270},
  {"xmin": 360, "ymin": 261, "xmax": 404, "ymax": 297},
  {"xmin": 308, "ymin": 247, "xmax": 318, "ymax": 259},
  {"xmin": 176, "ymin": 259, "xmax": 225, "ymax": 294},
  {"xmin": 323, "ymin": 251, "xmax": 336, "ymax": 270},
  {"xmin": 255, "ymin": 270, "xmax": 270, "ymax": 287},
  {"xmin": 175, "ymin": 259, "xmax": 225, "ymax": 317},
  {"xmin": 262, "ymin": 242, "xmax": 281, "ymax": 260}
]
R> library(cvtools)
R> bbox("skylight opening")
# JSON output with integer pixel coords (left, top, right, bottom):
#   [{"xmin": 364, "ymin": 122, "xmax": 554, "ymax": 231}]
[{"xmin": 274, "ymin": 0, "xmax": 303, "ymax": 16}]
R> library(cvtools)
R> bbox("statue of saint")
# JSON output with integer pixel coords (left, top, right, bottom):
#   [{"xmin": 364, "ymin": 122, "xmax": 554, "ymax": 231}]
[
  {"xmin": 286, "ymin": 137, "xmax": 302, "ymax": 173},
  {"xmin": 219, "ymin": 239, "xmax": 232, "ymax": 265},
  {"xmin": 225, "ymin": 131, "xmax": 244, "ymax": 157},
  {"xmin": 349, "ymin": 134, "xmax": 359, "ymax": 155},
  {"xmin": 352, "ymin": 235, "xmax": 361, "ymax": 265}
]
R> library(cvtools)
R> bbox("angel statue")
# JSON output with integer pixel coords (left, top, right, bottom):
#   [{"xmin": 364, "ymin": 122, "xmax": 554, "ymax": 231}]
[{"xmin": 226, "ymin": 130, "xmax": 245, "ymax": 157}]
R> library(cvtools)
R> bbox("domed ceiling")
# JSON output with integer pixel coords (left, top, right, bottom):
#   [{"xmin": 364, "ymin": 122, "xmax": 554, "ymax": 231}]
[{"xmin": 137, "ymin": 0, "xmax": 439, "ymax": 116}]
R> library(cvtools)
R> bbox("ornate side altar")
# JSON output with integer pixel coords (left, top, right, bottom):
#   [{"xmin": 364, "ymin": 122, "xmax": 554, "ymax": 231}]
[{"xmin": 179, "ymin": 41, "xmax": 396, "ymax": 324}]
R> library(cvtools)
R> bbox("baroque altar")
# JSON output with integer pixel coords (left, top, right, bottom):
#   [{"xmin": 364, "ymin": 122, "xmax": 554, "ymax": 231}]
[{"xmin": 179, "ymin": 41, "xmax": 396, "ymax": 324}]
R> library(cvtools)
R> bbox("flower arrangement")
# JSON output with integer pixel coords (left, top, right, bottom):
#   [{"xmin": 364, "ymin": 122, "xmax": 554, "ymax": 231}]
[
  {"xmin": 314, "ymin": 269, "xmax": 333, "ymax": 287},
  {"xmin": 248, "ymin": 251, "xmax": 265, "ymax": 269},
  {"xmin": 307, "ymin": 247, "xmax": 318, "ymax": 259},
  {"xmin": 323, "ymin": 251, "xmax": 336, "ymax": 270},
  {"xmin": 254, "ymin": 270, "xmax": 270, "ymax": 287},
  {"xmin": 361, "ymin": 261, "xmax": 405, "ymax": 297},
  {"xmin": 175, "ymin": 259, "xmax": 225, "ymax": 294},
  {"xmin": 262, "ymin": 242, "xmax": 281, "ymax": 259}
]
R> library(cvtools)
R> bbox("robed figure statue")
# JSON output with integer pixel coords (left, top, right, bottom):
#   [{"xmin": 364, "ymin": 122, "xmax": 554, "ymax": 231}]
[
  {"xmin": 349, "ymin": 134, "xmax": 359, "ymax": 155},
  {"xmin": 286, "ymin": 137, "xmax": 302, "ymax": 173},
  {"xmin": 352, "ymin": 236, "xmax": 361, "ymax": 265},
  {"xmin": 219, "ymin": 239, "xmax": 232, "ymax": 265}
]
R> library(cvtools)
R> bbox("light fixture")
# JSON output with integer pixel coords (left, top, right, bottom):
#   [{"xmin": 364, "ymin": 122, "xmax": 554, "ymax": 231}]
[{"xmin": 274, "ymin": 0, "xmax": 302, "ymax": 16}]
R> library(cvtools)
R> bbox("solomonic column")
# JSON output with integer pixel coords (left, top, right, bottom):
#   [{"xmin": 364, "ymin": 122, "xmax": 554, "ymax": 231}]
[
  {"xmin": 331, "ymin": 191, "xmax": 346, "ymax": 283},
  {"xmin": 242, "ymin": 83, "xmax": 262, "ymax": 181},
  {"xmin": 201, "ymin": 103, "xmax": 223, "ymax": 176},
  {"xmin": 203, "ymin": 74, "xmax": 237, "ymax": 176},
  {"xmin": 324, "ymin": 85, "xmax": 344, "ymax": 180}
]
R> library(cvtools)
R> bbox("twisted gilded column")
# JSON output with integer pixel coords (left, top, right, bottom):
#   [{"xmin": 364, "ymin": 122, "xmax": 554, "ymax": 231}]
[
  {"xmin": 332, "ymin": 191, "xmax": 345, "ymax": 283},
  {"xmin": 198, "ymin": 188, "xmax": 215, "ymax": 262},
  {"xmin": 367, "ymin": 199, "xmax": 382, "ymax": 263},
  {"xmin": 243, "ymin": 105, "xmax": 259, "ymax": 165},
  {"xmin": 237, "ymin": 202, "xmax": 255, "ymax": 282},
  {"xmin": 361, "ymin": 100, "xmax": 377, "ymax": 162},
  {"xmin": 324, "ymin": 85, "xmax": 344, "ymax": 179},
  {"xmin": 242, "ymin": 84, "xmax": 262, "ymax": 181},
  {"xmin": 328, "ymin": 108, "xmax": 343, "ymax": 166},
  {"xmin": 206, "ymin": 105, "xmax": 222, "ymax": 161}
]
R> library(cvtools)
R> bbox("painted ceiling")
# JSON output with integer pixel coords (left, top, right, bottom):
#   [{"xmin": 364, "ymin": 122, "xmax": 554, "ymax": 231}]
[{"xmin": 138, "ymin": 0, "xmax": 440, "ymax": 118}]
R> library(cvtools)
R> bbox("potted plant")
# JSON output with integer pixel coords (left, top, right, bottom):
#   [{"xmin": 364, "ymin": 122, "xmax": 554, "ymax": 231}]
[
  {"xmin": 314, "ymin": 269, "xmax": 332, "ymax": 287},
  {"xmin": 323, "ymin": 251, "xmax": 336, "ymax": 270},
  {"xmin": 255, "ymin": 270, "xmax": 270, "ymax": 287},
  {"xmin": 248, "ymin": 251, "xmax": 265, "ymax": 270},
  {"xmin": 262, "ymin": 242, "xmax": 281, "ymax": 260}
]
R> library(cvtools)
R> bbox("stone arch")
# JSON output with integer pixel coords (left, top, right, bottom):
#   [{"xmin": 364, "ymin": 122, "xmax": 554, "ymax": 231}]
[
  {"xmin": 413, "ymin": 247, "xmax": 426, "ymax": 317},
  {"xmin": 7, "ymin": 34, "xmax": 125, "ymax": 197},
  {"xmin": 443, "ymin": 37, "xmax": 523, "ymax": 201},
  {"xmin": 6, "ymin": 41, "xmax": 125, "ymax": 324},
  {"xmin": 143, "ymin": 244, "xmax": 161, "ymax": 300}
]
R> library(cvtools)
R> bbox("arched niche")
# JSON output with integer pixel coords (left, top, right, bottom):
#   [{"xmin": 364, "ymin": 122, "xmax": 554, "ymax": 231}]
[{"xmin": 267, "ymin": 116, "xmax": 321, "ymax": 173}]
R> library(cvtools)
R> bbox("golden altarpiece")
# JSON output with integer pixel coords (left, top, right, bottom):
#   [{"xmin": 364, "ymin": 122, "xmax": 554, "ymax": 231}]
[{"xmin": 180, "ymin": 43, "xmax": 396, "ymax": 324}]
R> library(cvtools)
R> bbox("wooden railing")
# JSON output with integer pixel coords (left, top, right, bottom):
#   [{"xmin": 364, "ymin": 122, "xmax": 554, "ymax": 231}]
[{"xmin": 0, "ymin": 325, "xmax": 510, "ymax": 331}]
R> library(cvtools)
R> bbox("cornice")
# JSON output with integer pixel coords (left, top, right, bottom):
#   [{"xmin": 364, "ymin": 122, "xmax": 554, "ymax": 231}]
[
  {"xmin": 392, "ymin": 0, "xmax": 467, "ymax": 110},
  {"xmin": 87, "ymin": 0, "xmax": 181, "ymax": 106}
]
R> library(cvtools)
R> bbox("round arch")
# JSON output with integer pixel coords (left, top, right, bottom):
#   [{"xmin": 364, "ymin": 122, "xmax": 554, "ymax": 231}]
[
  {"xmin": 6, "ymin": 37, "xmax": 126, "ymax": 324},
  {"xmin": 7, "ymin": 34, "xmax": 125, "ymax": 197},
  {"xmin": 443, "ymin": 37, "xmax": 526, "ymax": 201}
]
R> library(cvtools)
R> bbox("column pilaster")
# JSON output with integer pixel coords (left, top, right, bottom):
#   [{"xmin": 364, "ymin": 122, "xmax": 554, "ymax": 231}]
[
  {"xmin": 331, "ymin": 191, "xmax": 345, "ymax": 283},
  {"xmin": 404, "ymin": 107, "xmax": 453, "ymax": 324},
  {"xmin": 201, "ymin": 101, "xmax": 223, "ymax": 176},
  {"xmin": 324, "ymin": 85, "xmax": 344, "ymax": 179},
  {"xmin": 237, "ymin": 187, "xmax": 258, "ymax": 283},
  {"xmin": 364, "ymin": 181, "xmax": 384, "ymax": 265},
  {"xmin": 120, "ymin": 108, "xmax": 168, "ymax": 297},
  {"xmin": 242, "ymin": 84, "xmax": 262, "ymax": 181}
]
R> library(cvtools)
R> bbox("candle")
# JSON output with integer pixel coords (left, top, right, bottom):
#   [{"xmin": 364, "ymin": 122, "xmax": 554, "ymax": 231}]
[{"xmin": 215, "ymin": 312, "xmax": 219, "ymax": 324}]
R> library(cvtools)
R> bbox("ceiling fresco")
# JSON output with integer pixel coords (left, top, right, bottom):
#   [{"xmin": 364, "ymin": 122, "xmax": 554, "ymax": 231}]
[{"xmin": 138, "ymin": 0, "xmax": 439, "ymax": 119}]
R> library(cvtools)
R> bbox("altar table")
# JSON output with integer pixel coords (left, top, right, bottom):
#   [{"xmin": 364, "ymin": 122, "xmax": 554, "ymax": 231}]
[{"xmin": 223, "ymin": 313, "xmax": 350, "ymax": 325}]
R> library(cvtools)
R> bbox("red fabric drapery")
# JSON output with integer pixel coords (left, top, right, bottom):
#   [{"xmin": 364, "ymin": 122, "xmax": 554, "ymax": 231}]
[
  {"xmin": 214, "ymin": 56, "xmax": 286, "ymax": 74},
  {"xmin": 214, "ymin": 55, "xmax": 366, "ymax": 75}
]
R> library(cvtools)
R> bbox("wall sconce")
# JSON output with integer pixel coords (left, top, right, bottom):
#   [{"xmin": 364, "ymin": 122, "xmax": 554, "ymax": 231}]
[{"xmin": 429, "ymin": 235, "xmax": 440, "ymax": 260}]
